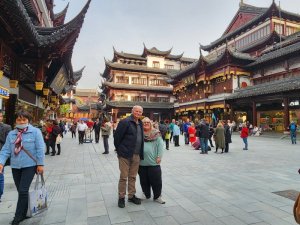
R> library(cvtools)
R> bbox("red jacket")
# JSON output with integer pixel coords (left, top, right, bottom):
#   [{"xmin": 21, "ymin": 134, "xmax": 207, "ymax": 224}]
[{"xmin": 240, "ymin": 127, "xmax": 249, "ymax": 138}]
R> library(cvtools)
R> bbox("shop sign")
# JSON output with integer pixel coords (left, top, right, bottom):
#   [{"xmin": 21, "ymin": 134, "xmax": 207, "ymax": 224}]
[
  {"xmin": 216, "ymin": 76, "xmax": 225, "ymax": 83},
  {"xmin": 50, "ymin": 65, "xmax": 68, "ymax": 95},
  {"xmin": 0, "ymin": 85, "xmax": 9, "ymax": 99},
  {"xmin": 182, "ymin": 74, "xmax": 195, "ymax": 85}
]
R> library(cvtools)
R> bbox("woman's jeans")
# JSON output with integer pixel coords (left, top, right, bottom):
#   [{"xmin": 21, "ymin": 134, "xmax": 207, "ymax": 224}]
[
  {"xmin": 242, "ymin": 138, "xmax": 248, "ymax": 149},
  {"xmin": 0, "ymin": 168, "xmax": 4, "ymax": 200},
  {"xmin": 103, "ymin": 135, "xmax": 109, "ymax": 153},
  {"xmin": 12, "ymin": 166, "xmax": 36, "ymax": 219}
]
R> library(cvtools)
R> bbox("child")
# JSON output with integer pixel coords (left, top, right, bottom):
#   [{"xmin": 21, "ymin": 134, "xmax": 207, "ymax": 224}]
[{"xmin": 165, "ymin": 128, "xmax": 171, "ymax": 150}]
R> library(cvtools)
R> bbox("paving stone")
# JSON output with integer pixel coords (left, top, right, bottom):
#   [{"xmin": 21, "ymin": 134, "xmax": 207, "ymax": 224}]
[
  {"xmin": 0, "ymin": 134, "xmax": 299, "ymax": 225},
  {"xmin": 153, "ymin": 215, "xmax": 180, "ymax": 225}
]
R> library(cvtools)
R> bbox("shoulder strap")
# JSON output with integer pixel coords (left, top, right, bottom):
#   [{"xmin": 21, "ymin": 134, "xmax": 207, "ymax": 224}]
[{"xmin": 22, "ymin": 147, "xmax": 37, "ymax": 164}]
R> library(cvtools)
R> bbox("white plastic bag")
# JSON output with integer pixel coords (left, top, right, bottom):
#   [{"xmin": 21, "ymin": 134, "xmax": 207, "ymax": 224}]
[{"xmin": 27, "ymin": 174, "xmax": 48, "ymax": 217}]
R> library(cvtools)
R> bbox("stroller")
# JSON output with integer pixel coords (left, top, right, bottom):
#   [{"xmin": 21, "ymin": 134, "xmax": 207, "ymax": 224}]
[{"xmin": 84, "ymin": 128, "xmax": 93, "ymax": 143}]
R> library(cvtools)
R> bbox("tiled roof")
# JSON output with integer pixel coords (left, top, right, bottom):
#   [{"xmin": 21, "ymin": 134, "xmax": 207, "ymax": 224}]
[
  {"xmin": 53, "ymin": 2, "xmax": 69, "ymax": 26},
  {"xmin": 103, "ymin": 82, "xmax": 173, "ymax": 93},
  {"xmin": 247, "ymin": 39, "xmax": 300, "ymax": 68},
  {"xmin": 142, "ymin": 44, "xmax": 172, "ymax": 57},
  {"xmin": 227, "ymin": 76, "xmax": 300, "ymax": 100},
  {"xmin": 73, "ymin": 66, "xmax": 85, "ymax": 83},
  {"xmin": 106, "ymin": 101, "xmax": 174, "ymax": 109},
  {"xmin": 104, "ymin": 60, "xmax": 171, "ymax": 75},
  {"xmin": 201, "ymin": 2, "xmax": 300, "ymax": 51},
  {"xmin": 170, "ymin": 48, "xmax": 254, "ymax": 80}
]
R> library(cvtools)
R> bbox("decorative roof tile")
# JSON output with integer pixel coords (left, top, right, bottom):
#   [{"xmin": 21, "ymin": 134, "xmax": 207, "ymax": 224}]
[
  {"xmin": 103, "ymin": 82, "xmax": 172, "ymax": 93},
  {"xmin": 227, "ymin": 76, "xmax": 300, "ymax": 100},
  {"xmin": 106, "ymin": 101, "xmax": 174, "ymax": 109}
]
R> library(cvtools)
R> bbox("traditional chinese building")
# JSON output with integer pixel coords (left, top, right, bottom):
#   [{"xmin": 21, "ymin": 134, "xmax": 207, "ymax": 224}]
[
  {"xmin": 101, "ymin": 45, "xmax": 196, "ymax": 121},
  {"xmin": 73, "ymin": 88, "xmax": 101, "ymax": 119},
  {"xmin": 0, "ymin": 0, "xmax": 90, "ymax": 126},
  {"xmin": 170, "ymin": 1, "xmax": 300, "ymax": 130}
]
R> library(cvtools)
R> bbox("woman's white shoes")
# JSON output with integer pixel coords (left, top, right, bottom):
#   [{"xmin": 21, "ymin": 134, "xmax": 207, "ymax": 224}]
[{"xmin": 154, "ymin": 196, "xmax": 165, "ymax": 204}]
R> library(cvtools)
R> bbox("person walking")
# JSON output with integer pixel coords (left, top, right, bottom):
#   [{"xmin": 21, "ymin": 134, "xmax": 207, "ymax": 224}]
[
  {"xmin": 208, "ymin": 125, "xmax": 215, "ymax": 148},
  {"xmin": 70, "ymin": 122, "xmax": 77, "ymax": 138},
  {"xmin": 214, "ymin": 123, "xmax": 225, "ymax": 153},
  {"xmin": 0, "ymin": 110, "xmax": 45, "ymax": 225},
  {"xmin": 114, "ymin": 105, "xmax": 144, "ymax": 208},
  {"xmin": 198, "ymin": 119, "xmax": 209, "ymax": 154},
  {"xmin": 224, "ymin": 120, "xmax": 232, "ymax": 153},
  {"xmin": 164, "ymin": 128, "xmax": 171, "ymax": 150},
  {"xmin": 183, "ymin": 119, "xmax": 191, "ymax": 145},
  {"xmin": 100, "ymin": 118, "xmax": 111, "ymax": 154},
  {"xmin": 289, "ymin": 121, "xmax": 297, "ymax": 144},
  {"xmin": 0, "ymin": 110, "xmax": 11, "ymax": 202},
  {"xmin": 50, "ymin": 120, "xmax": 61, "ymax": 156},
  {"xmin": 188, "ymin": 122, "xmax": 196, "ymax": 145},
  {"xmin": 77, "ymin": 120, "xmax": 87, "ymax": 144},
  {"xmin": 173, "ymin": 121, "xmax": 180, "ymax": 147},
  {"xmin": 169, "ymin": 119, "xmax": 175, "ymax": 143},
  {"xmin": 93, "ymin": 118, "xmax": 101, "ymax": 143},
  {"xmin": 138, "ymin": 117, "xmax": 165, "ymax": 204},
  {"xmin": 240, "ymin": 123, "xmax": 249, "ymax": 150},
  {"xmin": 158, "ymin": 121, "xmax": 167, "ymax": 142}
]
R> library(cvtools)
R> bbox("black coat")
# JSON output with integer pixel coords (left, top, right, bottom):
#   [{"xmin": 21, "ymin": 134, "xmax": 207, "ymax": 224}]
[
  {"xmin": 114, "ymin": 115, "xmax": 144, "ymax": 160},
  {"xmin": 224, "ymin": 124, "xmax": 232, "ymax": 144},
  {"xmin": 93, "ymin": 122, "xmax": 101, "ymax": 133},
  {"xmin": 196, "ymin": 123, "xmax": 209, "ymax": 138},
  {"xmin": 0, "ymin": 123, "xmax": 11, "ymax": 150}
]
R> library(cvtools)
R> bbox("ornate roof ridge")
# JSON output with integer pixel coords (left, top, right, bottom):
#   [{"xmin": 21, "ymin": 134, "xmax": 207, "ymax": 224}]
[
  {"xmin": 201, "ymin": 1, "xmax": 300, "ymax": 52},
  {"xmin": 142, "ymin": 43, "xmax": 172, "ymax": 57},
  {"xmin": 113, "ymin": 47, "xmax": 146, "ymax": 61},
  {"xmin": 53, "ymin": 2, "xmax": 69, "ymax": 26},
  {"xmin": 36, "ymin": 0, "xmax": 91, "ymax": 47}
]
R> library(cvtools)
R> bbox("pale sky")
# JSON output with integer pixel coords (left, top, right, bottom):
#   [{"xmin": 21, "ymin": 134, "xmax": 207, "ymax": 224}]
[{"xmin": 53, "ymin": 0, "xmax": 300, "ymax": 89}]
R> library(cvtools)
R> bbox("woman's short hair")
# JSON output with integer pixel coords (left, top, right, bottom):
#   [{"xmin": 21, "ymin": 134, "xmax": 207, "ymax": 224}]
[
  {"xmin": 142, "ymin": 117, "xmax": 152, "ymax": 126},
  {"xmin": 15, "ymin": 110, "xmax": 32, "ymax": 122}
]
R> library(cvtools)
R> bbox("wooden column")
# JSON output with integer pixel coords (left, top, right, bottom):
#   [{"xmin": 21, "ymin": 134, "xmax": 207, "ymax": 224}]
[
  {"xmin": 150, "ymin": 111, "xmax": 154, "ymax": 121},
  {"xmin": 113, "ymin": 108, "xmax": 119, "ymax": 122},
  {"xmin": 230, "ymin": 104, "xmax": 234, "ymax": 122},
  {"xmin": 283, "ymin": 97, "xmax": 289, "ymax": 131},
  {"xmin": 6, "ymin": 94, "xmax": 17, "ymax": 127},
  {"xmin": 252, "ymin": 101, "xmax": 257, "ymax": 126}
]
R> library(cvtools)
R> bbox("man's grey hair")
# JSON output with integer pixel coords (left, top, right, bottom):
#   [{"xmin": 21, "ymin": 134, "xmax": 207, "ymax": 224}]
[{"xmin": 132, "ymin": 105, "xmax": 143, "ymax": 112}]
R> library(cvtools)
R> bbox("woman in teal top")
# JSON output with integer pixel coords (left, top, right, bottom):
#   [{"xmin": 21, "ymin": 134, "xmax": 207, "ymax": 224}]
[{"xmin": 138, "ymin": 117, "xmax": 165, "ymax": 204}]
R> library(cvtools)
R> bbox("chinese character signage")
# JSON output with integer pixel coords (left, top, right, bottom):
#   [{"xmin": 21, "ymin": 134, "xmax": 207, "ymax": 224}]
[
  {"xmin": 182, "ymin": 74, "xmax": 195, "ymax": 86},
  {"xmin": 50, "ymin": 65, "xmax": 68, "ymax": 95}
]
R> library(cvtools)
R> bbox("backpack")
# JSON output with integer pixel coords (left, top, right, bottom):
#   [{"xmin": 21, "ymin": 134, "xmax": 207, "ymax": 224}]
[{"xmin": 291, "ymin": 123, "xmax": 297, "ymax": 131}]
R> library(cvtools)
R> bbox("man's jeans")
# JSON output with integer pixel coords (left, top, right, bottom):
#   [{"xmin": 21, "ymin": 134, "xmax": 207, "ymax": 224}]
[
  {"xmin": 0, "ymin": 169, "xmax": 4, "ymax": 200},
  {"xmin": 291, "ymin": 131, "xmax": 297, "ymax": 144},
  {"xmin": 184, "ymin": 133, "xmax": 189, "ymax": 144},
  {"xmin": 243, "ymin": 138, "xmax": 248, "ymax": 149},
  {"xmin": 200, "ymin": 138, "xmax": 208, "ymax": 153}
]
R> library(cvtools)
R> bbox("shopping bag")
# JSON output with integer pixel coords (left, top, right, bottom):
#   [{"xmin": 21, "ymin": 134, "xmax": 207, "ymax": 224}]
[{"xmin": 27, "ymin": 174, "xmax": 48, "ymax": 217}]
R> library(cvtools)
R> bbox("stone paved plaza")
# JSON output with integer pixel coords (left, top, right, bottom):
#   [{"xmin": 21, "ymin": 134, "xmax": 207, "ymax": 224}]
[{"xmin": 0, "ymin": 132, "xmax": 299, "ymax": 225}]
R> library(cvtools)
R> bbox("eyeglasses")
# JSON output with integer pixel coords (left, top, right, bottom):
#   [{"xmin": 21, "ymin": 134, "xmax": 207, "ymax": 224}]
[{"xmin": 143, "ymin": 122, "xmax": 151, "ymax": 124}]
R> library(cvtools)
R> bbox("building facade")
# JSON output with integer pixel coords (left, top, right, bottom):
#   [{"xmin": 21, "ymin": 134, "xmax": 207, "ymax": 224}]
[
  {"xmin": 101, "ymin": 45, "xmax": 196, "ymax": 121},
  {"xmin": 0, "ymin": 0, "xmax": 90, "ymax": 126},
  {"xmin": 170, "ymin": 1, "xmax": 300, "ymax": 130}
]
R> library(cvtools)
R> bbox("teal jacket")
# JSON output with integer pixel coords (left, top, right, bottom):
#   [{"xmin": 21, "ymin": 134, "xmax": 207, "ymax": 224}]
[
  {"xmin": 0, "ymin": 125, "xmax": 45, "ymax": 168},
  {"xmin": 140, "ymin": 136, "xmax": 164, "ymax": 166}
]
